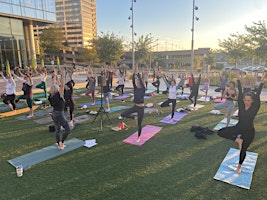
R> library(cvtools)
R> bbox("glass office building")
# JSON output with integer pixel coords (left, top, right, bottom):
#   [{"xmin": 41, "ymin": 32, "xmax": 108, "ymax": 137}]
[{"xmin": 0, "ymin": 0, "xmax": 56, "ymax": 69}]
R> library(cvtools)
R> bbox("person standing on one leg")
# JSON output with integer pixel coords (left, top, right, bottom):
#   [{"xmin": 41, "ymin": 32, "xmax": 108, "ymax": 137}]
[
  {"xmin": 215, "ymin": 72, "xmax": 228, "ymax": 100},
  {"xmin": 160, "ymin": 72, "xmax": 186, "ymax": 122},
  {"xmin": 35, "ymin": 68, "xmax": 48, "ymax": 99},
  {"xmin": 115, "ymin": 70, "xmax": 125, "ymax": 96},
  {"xmin": 119, "ymin": 64, "xmax": 145, "ymax": 142},
  {"xmin": 48, "ymin": 67, "xmax": 71, "ymax": 150},
  {"xmin": 188, "ymin": 73, "xmax": 201, "ymax": 109},
  {"xmin": 217, "ymin": 72, "xmax": 264, "ymax": 173},
  {"xmin": 0, "ymin": 71, "xmax": 16, "ymax": 112},
  {"xmin": 86, "ymin": 66, "xmax": 96, "ymax": 105},
  {"xmin": 214, "ymin": 81, "xmax": 238, "ymax": 127},
  {"xmin": 64, "ymin": 81, "xmax": 75, "ymax": 127}
]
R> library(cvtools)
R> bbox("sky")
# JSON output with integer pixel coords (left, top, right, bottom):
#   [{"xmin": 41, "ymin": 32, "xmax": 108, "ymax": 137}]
[{"xmin": 95, "ymin": 0, "xmax": 267, "ymax": 51}]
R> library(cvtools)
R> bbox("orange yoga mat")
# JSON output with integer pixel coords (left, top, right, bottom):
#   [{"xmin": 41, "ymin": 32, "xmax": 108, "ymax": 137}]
[{"xmin": 0, "ymin": 106, "xmax": 39, "ymax": 117}]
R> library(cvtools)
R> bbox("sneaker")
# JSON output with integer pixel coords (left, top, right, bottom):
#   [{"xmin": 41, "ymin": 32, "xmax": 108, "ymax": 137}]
[{"xmin": 27, "ymin": 115, "xmax": 34, "ymax": 118}]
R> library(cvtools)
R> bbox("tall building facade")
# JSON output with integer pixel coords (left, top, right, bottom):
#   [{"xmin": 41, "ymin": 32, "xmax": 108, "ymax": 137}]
[
  {"xmin": 56, "ymin": 0, "xmax": 97, "ymax": 47},
  {"xmin": 0, "ymin": 0, "xmax": 56, "ymax": 69}
]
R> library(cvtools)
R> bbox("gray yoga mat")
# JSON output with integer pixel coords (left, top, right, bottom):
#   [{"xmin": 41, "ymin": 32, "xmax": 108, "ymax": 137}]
[{"xmin": 7, "ymin": 138, "xmax": 85, "ymax": 170}]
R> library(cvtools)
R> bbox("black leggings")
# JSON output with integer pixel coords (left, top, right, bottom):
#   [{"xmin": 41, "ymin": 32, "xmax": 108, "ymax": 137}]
[
  {"xmin": 152, "ymin": 80, "xmax": 160, "ymax": 93},
  {"xmin": 161, "ymin": 98, "xmax": 176, "ymax": 118},
  {"xmin": 52, "ymin": 110, "xmax": 71, "ymax": 144},
  {"xmin": 65, "ymin": 100, "xmax": 75, "ymax": 121},
  {"xmin": 189, "ymin": 92, "xmax": 198, "ymax": 107},
  {"xmin": 215, "ymin": 87, "xmax": 225, "ymax": 99},
  {"xmin": 115, "ymin": 84, "xmax": 124, "ymax": 95},
  {"xmin": 217, "ymin": 126, "xmax": 255, "ymax": 165},
  {"xmin": 121, "ymin": 105, "xmax": 144, "ymax": 137},
  {"xmin": 3, "ymin": 94, "xmax": 16, "ymax": 110}
]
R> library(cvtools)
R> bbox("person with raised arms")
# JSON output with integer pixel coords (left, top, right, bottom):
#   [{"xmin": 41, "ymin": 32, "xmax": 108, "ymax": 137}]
[
  {"xmin": 217, "ymin": 72, "xmax": 264, "ymax": 173},
  {"xmin": 0, "ymin": 71, "xmax": 16, "ymax": 112}
]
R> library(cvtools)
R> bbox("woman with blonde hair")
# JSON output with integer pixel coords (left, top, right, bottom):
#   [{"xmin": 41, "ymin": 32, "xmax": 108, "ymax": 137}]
[{"xmin": 48, "ymin": 68, "xmax": 71, "ymax": 150}]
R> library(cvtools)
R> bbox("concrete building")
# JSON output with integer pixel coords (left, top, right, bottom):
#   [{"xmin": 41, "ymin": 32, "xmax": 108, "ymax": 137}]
[
  {"xmin": 0, "ymin": 0, "xmax": 56, "ymax": 69},
  {"xmin": 35, "ymin": 0, "xmax": 97, "ymax": 48}
]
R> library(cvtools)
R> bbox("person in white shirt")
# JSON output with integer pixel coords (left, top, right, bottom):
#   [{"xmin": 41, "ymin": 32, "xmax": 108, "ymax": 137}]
[
  {"xmin": 160, "ymin": 72, "xmax": 185, "ymax": 122},
  {"xmin": 115, "ymin": 70, "xmax": 126, "ymax": 95},
  {"xmin": 0, "ymin": 71, "xmax": 16, "ymax": 111}
]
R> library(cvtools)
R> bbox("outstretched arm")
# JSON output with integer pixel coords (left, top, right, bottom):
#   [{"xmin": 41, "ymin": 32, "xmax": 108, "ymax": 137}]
[{"xmin": 59, "ymin": 67, "xmax": 66, "ymax": 96}]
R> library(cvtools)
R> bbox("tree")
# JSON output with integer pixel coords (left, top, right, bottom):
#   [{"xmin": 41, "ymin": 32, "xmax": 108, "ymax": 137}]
[
  {"xmin": 135, "ymin": 34, "xmax": 152, "ymax": 65},
  {"xmin": 39, "ymin": 26, "xmax": 64, "ymax": 60},
  {"xmin": 78, "ymin": 46, "xmax": 99, "ymax": 64},
  {"xmin": 204, "ymin": 50, "xmax": 216, "ymax": 69},
  {"xmin": 6, "ymin": 60, "xmax": 10, "ymax": 74},
  {"xmin": 92, "ymin": 33, "xmax": 124, "ymax": 64},
  {"xmin": 218, "ymin": 34, "xmax": 246, "ymax": 68}
]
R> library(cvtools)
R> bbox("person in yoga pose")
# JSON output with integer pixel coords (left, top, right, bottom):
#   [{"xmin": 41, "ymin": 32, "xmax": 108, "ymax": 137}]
[
  {"xmin": 160, "ymin": 72, "xmax": 186, "ymax": 122},
  {"xmin": 86, "ymin": 66, "xmax": 96, "ymax": 105},
  {"xmin": 215, "ymin": 72, "xmax": 228, "ymax": 100},
  {"xmin": 115, "ymin": 70, "xmax": 125, "ymax": 96},
  {"xmin": 64, "ymin": 81, "xmax": 75, "ymax": 127},
  {"xmin": 152, "ymin": 69, "xmax": 161, "ymax": 94},
  {"xmin": 102, "ymin": 66, "xmax": 112, "ymax": 112},
  {"xmin": 188, "ymin": 73, "xmax": 201, "ymax": 109},
  {"xmin": 217, "ymin": 72, "xmax": 264, "ymax": 173},
  {"xmin": 35, "ymin": 68, "xmax": 48, "ymax": 99},
  {"xmin": 200, "ymin": 73, "xmax": 210, "ymax": 97},
  {"xmin": 0, "ymin": 71, "xmax": 16, "ymax": 112},
  {"xmin": 214, "ymin": 81, "xmax": 238, "ymax": 127},
  {"xmin": 12, "ymin": 69, "xmax": 34, "ymax": 118},
  {"xmin": 48, "ymin": 67, "xmax": 71, "ymax": 150},
  {"xmin": 119, "ymin": 64, "xmax": 145, "ymax": 142}
]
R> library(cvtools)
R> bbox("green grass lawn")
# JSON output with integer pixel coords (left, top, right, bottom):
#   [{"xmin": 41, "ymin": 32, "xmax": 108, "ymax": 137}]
[{"xmin": 0, "ymin": 91, "xmax": 267, "ymax": 200}]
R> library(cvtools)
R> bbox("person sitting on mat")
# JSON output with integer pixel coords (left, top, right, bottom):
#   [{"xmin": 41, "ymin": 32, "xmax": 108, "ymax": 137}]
[
  {"xmin": 159, "ymin": 71, "xmax": 186, "ymax": 122},
  {"xmin": 188, "ymin": 72, "xmax": 201, "ymax": 110},
  {"xmin": 214, "ymin": 81, "xmax": 238, "ymax": 127},
  {"xmin": 35, "ymin": 68, "xmax": 48, "ymax": 99},
  {"xmin": 217, "ymin": 72, "xmax": 264, "ymax": 173},
  {"xmin": 0, "ymin": 71, "xmax": 16, "ymax": 112},
  {"xmin": 48, "ymin": 67, "xmax": 71, "ymax": 150},
  {"xmin": 119, "ymin": 64, "xmax": 145, "ymax": 142},
  {"xmin": 215, "ymin": 72, "xmax": 228, "ymax": 100},
  {"xmin": 12, "ymin": 69, "xmax": 34, "ymax": 118}
]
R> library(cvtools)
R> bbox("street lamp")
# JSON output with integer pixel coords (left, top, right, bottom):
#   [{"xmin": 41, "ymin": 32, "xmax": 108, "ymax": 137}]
[
  {"xmin": 190, "ymin": 0, "xmax": 199, "ymax": 72},
  {"xmin": 129, "ymin": 0, "xmax": 136, "ymax": 68}
]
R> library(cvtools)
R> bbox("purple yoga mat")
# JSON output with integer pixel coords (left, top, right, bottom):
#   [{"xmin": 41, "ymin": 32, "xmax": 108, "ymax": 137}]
[
  {"xmin": 123, "ymin": 125, "xmax": 162, "ymax": 146},
  {"xmin": 114, "ymin": 94, "xmax": 130, "ymax": 100},
  {"xmin": 160, "ymin": 112, "xmax": 187, "ymax": 124}
]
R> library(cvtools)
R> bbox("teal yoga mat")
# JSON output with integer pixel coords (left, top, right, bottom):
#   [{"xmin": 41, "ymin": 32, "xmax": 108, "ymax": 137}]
[
  {"xmin": 213, "ymin": 118, "xmax": 238, "ymax": 131},
  {"xmin": 109, "ymin": 106, "xmax": 130, "ymax": 113},
  {"xmin": 7, "ymin": 138, "xmax": 84, "ymax": 170}
]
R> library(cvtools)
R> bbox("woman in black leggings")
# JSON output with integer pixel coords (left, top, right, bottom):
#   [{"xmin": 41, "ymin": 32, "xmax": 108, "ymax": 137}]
[
  {"xmin": 64, "ymin": 81, "xmax": 75, "ymax": 127},
  {"xmin": 188, "ymin": 73, "xmax": 201, "ymax": 109},
  {"xmin": 119, "ymin": 65, "xmax": 145, "ymax": 142},
  {"xmin": 217, "ymin": 72, "xmax": 264, "ymax": 173}
]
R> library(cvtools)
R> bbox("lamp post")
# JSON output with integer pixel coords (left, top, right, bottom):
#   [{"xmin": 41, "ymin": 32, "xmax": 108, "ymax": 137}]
[
  {"xmin": 130, "ymin": 0, "xmax": 136, "ymax": 69},
  {"xmin": 190, "ymin": 0, "xmax": 199, "ymax": 72}
]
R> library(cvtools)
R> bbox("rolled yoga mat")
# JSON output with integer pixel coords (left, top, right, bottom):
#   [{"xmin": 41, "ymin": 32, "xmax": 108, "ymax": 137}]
[
  {"xmin": 7, "ymin": 138, "xmax": 85, "ymax": 170},
  {"xmin": 214, "ymin": 148, "xmax": 258, "ymax": 189},
  {"xmin": 123, "ymin": 125, "xmax": 162, "ymax": 146}
]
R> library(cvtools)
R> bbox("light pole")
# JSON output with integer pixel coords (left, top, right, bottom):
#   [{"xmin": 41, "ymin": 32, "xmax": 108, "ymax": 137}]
[
  {"xmin": 130, "ymin": 0, "xmax": 136, "ymax": 69},
  {"xmin": 190, "ymin": 0, "xmax": 199, "ymax": 72}
]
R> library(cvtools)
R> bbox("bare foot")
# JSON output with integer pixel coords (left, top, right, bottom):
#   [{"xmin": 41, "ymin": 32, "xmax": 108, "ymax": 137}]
[
  {"xmin": 136, "ymin": 137, "xmax": 141, "ymax": 143},
  {"xmin": 60, "ymin": 142, "xmax": 65, "ymax": 150},
  {"xmin": 236, "ymin": 164, "xmax": 242, "ymax": 173},
  {"xmin": 58, "ymin": 142, "xmax": 62, "ymax": 150},
  {"xmin": 170, "ymin": 118, "xmax": 173, "ymax": 122},
  {"xmin": 235, "ymin": 138, "xmax": 243, "ymax": 150}
]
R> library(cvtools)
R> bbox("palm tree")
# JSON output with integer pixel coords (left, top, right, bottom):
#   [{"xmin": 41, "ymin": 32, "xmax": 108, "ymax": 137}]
[{"xmin": 135, "ymin": 34, "xmax": 153, "ymax": 65}]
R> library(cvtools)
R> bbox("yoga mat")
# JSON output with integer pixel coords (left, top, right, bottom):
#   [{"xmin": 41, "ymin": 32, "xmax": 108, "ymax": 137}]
[
  {"xmin": 186, "ymin": 104, "xmax": 205, "ymax": 110},
  {"xmin": 16, "ymin": 108, "xmax": 53, "ymax": 120},
  {"xmin": 177, "ymin": 94, "xmax": 190, "ymax": 100},
  {"xmin": 74, "ymin": 89, "xmax": 84, "ymax": 93},
  {"xmin": 0, "ymin": 106, "xmax": 39, "ymax": 117},
  {"xmin": 0, "ymin": 103, "xmax": 25, "ymax": 111},
  {"xmin": 114, "ymin": 94, "xmax": 130, "ymax": 100},
  {"xmin": 213, "ymin": 118, "xmax": 238, "ymax": 130},
  {"xmin": 214, "ymin": 98, "xmax": 226, "ymax": 103},
  {"xmin": 144, "ymin": 96, "xmax": 152, "ymax": 100},
  {"xmin": 74, "ymin": 115, "xmax": 94, "ymax": 124},
  {"xmin": 123, "ymin": 125, "xmax": 162, "ymax": 146},
  {"xmin": 33, "ymin": 93, "xmax": 45, "ymax": 98},
  {"xmin": 123, "ymin": 88, "xmax": 133, "ymax": 92},
  {"xmin": 145, "ymin": 89, "xmax": 155, "ymax": 94},
  {"xmin": 79, "ymin": 100, "xmax": 106, "ymax": 108},
  {"xmin": 233, "ymin": 109, "xmax": 239, "ymax": 117},
  {"xmin": 214, "ymin": 148, "xmax": 258, "ymax": 189},
  {"xmin": 130, "ymin": 107, "xmax": 159, "ymax": 117},
  {"xmin": 160, "ymin": 112, "xmax": 187, "ymax": 124},
  {"xmin": 109, "ymin": 106, "xmax": 130, "ymax": 113},
  {"xmin": 34, "ymin": 117, "xmax": 53, "ymax": 124},
  {"xmin": 198, "ymin": 96, "xmax": 211, "ymax": 102},
  {"xmin": 7, "ymin": 138, "xmax": 84, "ymax": 170}
]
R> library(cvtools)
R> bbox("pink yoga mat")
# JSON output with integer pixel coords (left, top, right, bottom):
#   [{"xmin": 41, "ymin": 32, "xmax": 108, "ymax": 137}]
[
  {"xmin": 214, "ymin": 98, "xmax": 226, "ymax": 103},
  {"xmin": 160, "ymin": 112, "xmax": 187, "ymax": 124},
  {"xmin": 123, "ymin": 125, "xmax": 162, "ymax": 146}
]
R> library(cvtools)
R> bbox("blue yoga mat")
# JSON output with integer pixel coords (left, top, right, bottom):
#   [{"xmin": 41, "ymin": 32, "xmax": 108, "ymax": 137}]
[
  {"xmin": 145, "ymin": 89, "xmax": 155, "ymax": 94},
  {"xmin": 79, "ymin": 100, "xmax": 106, "ymax": 107},
  {"xmin": 7, "ymin": 138, "xmax": 84, "ymax": 170},
  {"xmin": 33, "ymin": 93, "xmax": 45, "ymax": 98},
  {"xmin": 214, "ymin": 148, "xmax": 258, "ymax": 189},
  {"xmin": 0, "ymin": 103, "xmax": 25, "ymax": 111},
  {"xmin": 109, "ymin": 106, "xmax": 130, "ymax": 113},
  {"xmin": 213, "ymin": 118, "xmax": 238, "ymax": 131},
  {"xmin": 74, "ymin": 89, "xmax": 84, "ymax": 93}
]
